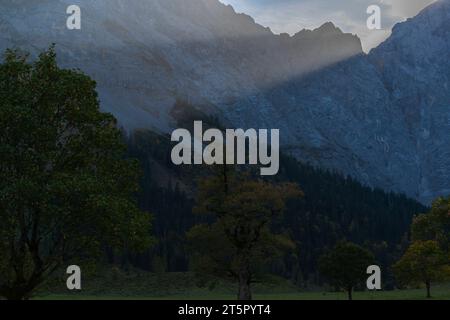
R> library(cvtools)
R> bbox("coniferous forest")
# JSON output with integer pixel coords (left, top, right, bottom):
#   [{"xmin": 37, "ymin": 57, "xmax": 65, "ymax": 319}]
[{"xmin": 124, "ymin": 129, "xmax": 427, "ymax": 290}]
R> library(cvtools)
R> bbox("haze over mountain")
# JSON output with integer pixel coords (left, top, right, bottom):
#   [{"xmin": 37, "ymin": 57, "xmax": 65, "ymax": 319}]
[
  {"xmin": 0, "ymin": 0, "xmax": 449, "ymax": 203},
  {"xmin": 220, "ymin": 0, "xmax": 438, "ymax": 52}
]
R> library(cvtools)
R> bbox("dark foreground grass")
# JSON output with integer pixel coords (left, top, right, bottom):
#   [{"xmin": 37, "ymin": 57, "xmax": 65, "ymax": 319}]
[
  {"xmin": 35, "ymin": 269, "xmax": 450, "ymax": 300},
  {"xmin": 37, "ymin": 287, "xmax": 450, "ymax": 300}
]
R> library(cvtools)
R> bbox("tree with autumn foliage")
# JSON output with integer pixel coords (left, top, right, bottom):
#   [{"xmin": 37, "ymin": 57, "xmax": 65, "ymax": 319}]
[
  {"xmin": 187, "ymin": 168, "xmax": 302, "ymax": 300},
  {"xmin": 393, "ymin": 197, "xmax": 450, "ymax": 298},
  {"xmin": 394, "ymin": 240, "xmax": 450, "ymax": 298},
  {"xmin": 412, "ymin": 197, "xmax": 450, "ymax": 252}
]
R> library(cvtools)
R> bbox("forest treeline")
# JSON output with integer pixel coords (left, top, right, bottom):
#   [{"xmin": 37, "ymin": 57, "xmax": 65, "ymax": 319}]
[{"xmin": 124, "ymin": 129, "xmax": 427, "ymax": 289}]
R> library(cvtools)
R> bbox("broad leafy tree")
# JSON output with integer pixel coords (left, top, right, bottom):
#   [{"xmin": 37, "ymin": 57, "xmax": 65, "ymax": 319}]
[
  {"xmin": 319, "ymin": 241, "xmax": 375, "ymax": 300},
  {"xmin": 394, "ymin": 240, "xmax": 450, "ymax": 298},
  {"xmin": 412, "ymin": 197, "xmax": 450, "ymax": 251},
  {"xmin": 0, "ymin": 48, "xmax": 152, "ymax": 300},
  {"xmin": 187, "ymin": 168, "xmax": 301, "ymax": 300}
]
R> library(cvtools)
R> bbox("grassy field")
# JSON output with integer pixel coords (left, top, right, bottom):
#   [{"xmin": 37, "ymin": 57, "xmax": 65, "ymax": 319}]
[
  {"xmin": 37, "ymin": 291, "xmax": 450, "ymax": 300},
  {"xmin": 35, "ymin": 270, "xmax": 450, "ymax": 300}
]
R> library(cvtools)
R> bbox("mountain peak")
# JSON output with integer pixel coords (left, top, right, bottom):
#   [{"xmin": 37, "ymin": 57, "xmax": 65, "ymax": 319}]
[{"xmin": 315, "ymin": 22, "xmax": 341, "ymax": 34}]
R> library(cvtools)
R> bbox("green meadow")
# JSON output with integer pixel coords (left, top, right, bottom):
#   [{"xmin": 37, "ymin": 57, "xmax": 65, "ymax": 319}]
[{"xmin": 35, "ymin": 271, "xmax": 450, "ymax": 301}]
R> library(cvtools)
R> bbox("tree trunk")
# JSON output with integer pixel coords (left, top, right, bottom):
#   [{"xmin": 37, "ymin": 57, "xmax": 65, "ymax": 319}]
[
  {"xmin": 426, "ymin": 281, "xmax": 431, "ymax": 299},
  {"xmin": 347, "ymin": 287, "xmax": 353, "ymax": 300},
  {"xmin": 5, "ymin": 293, "xmax": 26, "ymax": 300},
  {"xmin": 1, "ymin": 286, "xmax": 30, "ymax": 301},
  {"xmin": 237, "ymin": 268, "xmax": 252, "ymax": 300},
  {"xmin": 0, "ymin": 267, "xmax": 46, "ymax": 300}
]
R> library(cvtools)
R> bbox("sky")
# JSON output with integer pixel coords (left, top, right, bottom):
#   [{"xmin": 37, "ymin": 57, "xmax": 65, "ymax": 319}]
[{"xmin": 219, "ymin": 0, "xmax": 436, "ymax": 52}]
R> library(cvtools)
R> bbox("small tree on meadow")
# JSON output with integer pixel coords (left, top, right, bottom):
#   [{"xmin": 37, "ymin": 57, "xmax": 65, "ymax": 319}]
[
  {"xmin": 394, "ymin": 240, "xmax": 450, "ymax": 298},
  {"xmin": 319, "ymin": 241, "xmax": 375, "ymax": 300}
]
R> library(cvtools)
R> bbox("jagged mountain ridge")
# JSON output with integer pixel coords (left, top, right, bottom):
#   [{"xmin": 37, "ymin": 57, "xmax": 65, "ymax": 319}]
[
  {"xmin": 0, "ymin": 0, "xmax": 362, "ymax": 130},
  {"xmin": 0, "ymin": 0, "xmax": 449, "ymax": 203}
]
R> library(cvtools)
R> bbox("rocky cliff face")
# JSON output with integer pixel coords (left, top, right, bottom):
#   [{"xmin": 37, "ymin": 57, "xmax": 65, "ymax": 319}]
[
  {"xmin": 0, "ymin": 0, "xmax": 449, "ymax": 203},
  {"xmin": 370, "ymin": 0, "xmax": 450, "ymax": 202},
  {"xmin": 0, "ymin": 0, "xmax": 362, "ymax": 130}
]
